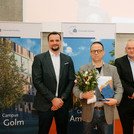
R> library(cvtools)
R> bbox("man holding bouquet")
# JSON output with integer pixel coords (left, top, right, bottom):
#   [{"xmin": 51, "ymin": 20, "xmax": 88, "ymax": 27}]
[{"xmin": 73, "ymin": 41, "xmax": 123, "ymax": 134}]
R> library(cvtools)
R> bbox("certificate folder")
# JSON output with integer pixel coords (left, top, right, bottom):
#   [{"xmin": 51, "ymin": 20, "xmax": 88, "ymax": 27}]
[{"xmin": 97, "ymin": 76, "xmax": 114, "ymax": 101}]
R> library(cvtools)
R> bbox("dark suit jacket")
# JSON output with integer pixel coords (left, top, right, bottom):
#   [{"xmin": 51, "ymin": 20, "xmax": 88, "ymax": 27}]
[
  {"xmin": 32, "ymin": 51, "xmax": 75, "ymax": 112},
  {"xmin": 115, "ymin": 55, "xmax": 134, "ymax": 109}
]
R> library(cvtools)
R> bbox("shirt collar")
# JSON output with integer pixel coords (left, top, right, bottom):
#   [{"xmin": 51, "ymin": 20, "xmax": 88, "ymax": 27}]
[
  {"xmin": 49, "ymin": 50, "xmax": 60, "ymax": 56},
  {"xmin": 127, "ymin": 56, "xmax": 134, "ymax": 63},
  {"xmin": 92, "ymin": 62, "xmax": 105, "ymax": 68}
]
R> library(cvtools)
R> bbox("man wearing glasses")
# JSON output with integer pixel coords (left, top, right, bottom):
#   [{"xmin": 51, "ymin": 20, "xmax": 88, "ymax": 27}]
[{"xmin": 73, "ymin": 41, "xmax": 123, "ymax": 134}]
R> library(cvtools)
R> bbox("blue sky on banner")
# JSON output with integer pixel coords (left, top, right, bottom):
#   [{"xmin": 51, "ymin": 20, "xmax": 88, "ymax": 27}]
[
  {"xmin": 9, "ymin": 38, "xmax": 41, "ymax": 55},
  {"xmin": 63, "ymin": 38, "xmax": 115, "ymax": 72}
]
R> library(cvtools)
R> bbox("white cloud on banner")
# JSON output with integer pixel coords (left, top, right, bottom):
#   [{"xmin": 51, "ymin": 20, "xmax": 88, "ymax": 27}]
[
  {"xmin": 65, "ymin": 47, "xmax": 72, "ymax": 53},
  {"xmin": 63, "ymin": 42, "xmax": 80, "ymax": 56},
  {"xmin": 63, "ymin": 42, "xmax": 68, "ymax": 47},
  {"xmin": 26, "ymin": 39, "xmax": 36, "ymax": 49},
  {"xmin": 78, "ymin": 46, "xmax": 86, "ymax": 51}
]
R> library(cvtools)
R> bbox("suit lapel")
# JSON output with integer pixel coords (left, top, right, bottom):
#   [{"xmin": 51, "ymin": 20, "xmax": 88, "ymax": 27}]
[
  {"xmin": 124, "ymin": 55, "xmax": 133, "ymax": 80},
  {"xmin": 87, "ymin": 63, "xmax": 109, "ymax": 76},
  {"xmin": 59, "ymin": 53, "xmax": 65, "ymax": 81},
  {"xmin": 45, "ymin": 51, "xmax": 56, "ymax": 80},
  {"xmin": 85, "ymin": 63, "xmax": 94, "ymax": 70},
  {"xmin": 103, "ymin": 64, "xmax": 110, "ymax": 76}
]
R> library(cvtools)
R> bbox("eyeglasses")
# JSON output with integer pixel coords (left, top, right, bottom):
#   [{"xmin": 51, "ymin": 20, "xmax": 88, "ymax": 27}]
[
  {"xmin": 90, "ymin": 50, "xmax": 103, "ymax": 54},
  {"xmin": 127, "ymin": 47, "xmax": 134, "ymax": 51}
]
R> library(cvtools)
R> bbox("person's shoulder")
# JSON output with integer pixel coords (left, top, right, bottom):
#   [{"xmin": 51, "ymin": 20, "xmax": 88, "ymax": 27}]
[
  {"xmin": 60, "ymin": 52, "xmax": 72, "ymax": 59},
  {"xmin": 115, "ymin": 55, "xmax": 127, "ymax": 62},
  {"xmin": 60, "ymin": 52, "xmax": 69, "ymax": 57},
  {"xmin": 80, "ymin": 63, "xmax": 91, "ymax": 70},
  {"xmin": 104, "ymin": 63, "xmax": 116, "ymax": 70},
  {"xmin": 34, "ymin": 51, "xmax": 48, "ymax": 59}
]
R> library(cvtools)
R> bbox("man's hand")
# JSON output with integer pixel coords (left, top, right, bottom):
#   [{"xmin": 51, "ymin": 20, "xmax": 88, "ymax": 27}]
[
  {"xmin": 102, "ymin": 98, "xmax": 118, "ymax": 106},
  {"xmin": 82, "ymin": 91, "xmax": 94, "ymax": 99},
  {"xmin": 128, "ymin": 93, "xmax": 134, "ymax": 99},
  {"xmin": 51, "ymin": 98, "xmax": 64, "ymax": 111}
]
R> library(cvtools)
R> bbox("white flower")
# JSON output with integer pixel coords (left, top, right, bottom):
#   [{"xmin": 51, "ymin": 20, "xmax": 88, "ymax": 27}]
[{"xmin": 83, "ymin": 71, "xmax": 88, "ymax": 77}]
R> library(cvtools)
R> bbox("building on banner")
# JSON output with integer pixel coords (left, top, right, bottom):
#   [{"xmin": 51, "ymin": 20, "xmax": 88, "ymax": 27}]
[
  {"xmin": 0, "ymin": 22, "xmax": 41, "ymax": 134},
  {"xmin": 0, "ymin": 37, "xmax": 36, "ymax": 112}
]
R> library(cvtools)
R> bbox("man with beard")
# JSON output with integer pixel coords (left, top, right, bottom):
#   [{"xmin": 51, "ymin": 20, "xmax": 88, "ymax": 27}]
[{"xmin": 32, "ymin": 32, "xmax": 75, "ymax": 134}]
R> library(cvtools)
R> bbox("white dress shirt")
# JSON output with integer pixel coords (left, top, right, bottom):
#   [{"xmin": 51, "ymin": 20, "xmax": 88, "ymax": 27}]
[{"xmin": 49, "ymin": 50, "xmax": 60, "ymax": 97}]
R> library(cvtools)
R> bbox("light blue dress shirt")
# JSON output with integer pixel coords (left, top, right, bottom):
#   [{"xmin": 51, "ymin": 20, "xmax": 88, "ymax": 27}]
[{"xmin": 128, "ymin": 56, "xmax": 134, "ymax": 81}]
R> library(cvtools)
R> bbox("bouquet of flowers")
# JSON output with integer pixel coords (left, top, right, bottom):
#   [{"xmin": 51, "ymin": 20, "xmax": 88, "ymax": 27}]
[{"xmin": 74, "ymin": 69, "xmax": 98, "ymax": 104}]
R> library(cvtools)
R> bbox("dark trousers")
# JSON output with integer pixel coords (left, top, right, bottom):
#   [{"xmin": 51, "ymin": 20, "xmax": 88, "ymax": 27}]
[
  {"xmin": 83, "ymin": 109, "xmax": 113, "ymax": 134},
  {"xmin": 38, "ymin": 107, "xmax": 69, "ymax": 134},
  {"xmin": 117, "ymin": 106, "xmax": 134, "ymax": 134}
]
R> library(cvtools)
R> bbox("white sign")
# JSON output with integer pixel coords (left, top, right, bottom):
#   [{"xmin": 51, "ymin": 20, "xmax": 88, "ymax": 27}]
[
  {"xmin": 62, "ymin": 23, "xmax": 115, "ymax": 39},
  {"xmin": 0, "ymin": 22, "xmax": 41, "ymax": 38}
]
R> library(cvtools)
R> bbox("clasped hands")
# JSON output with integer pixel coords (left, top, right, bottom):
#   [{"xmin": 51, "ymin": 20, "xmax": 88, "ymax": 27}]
[
  {"xmin": 51, "ymin": 98, "xmax": 64, "ymax": 111},
  {"xmin": 128, "ymin": 93, "xmax": 134, "ymax": 99}
]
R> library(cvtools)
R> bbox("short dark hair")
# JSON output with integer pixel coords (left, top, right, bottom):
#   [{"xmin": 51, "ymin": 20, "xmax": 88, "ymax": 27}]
[
  {"xmin": 90, "ymin": 41, "xmax": 104, "ymax": 50},
  {"xmin": 47, "ymin": 32, "xmax": 61, "ymax": 41}
]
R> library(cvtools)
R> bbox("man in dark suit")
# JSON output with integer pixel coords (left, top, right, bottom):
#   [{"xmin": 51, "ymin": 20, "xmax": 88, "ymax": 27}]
[
  {"xmin": 32, "ymin": 32, "xmax": 75, "ymax": 134},
  {"xmin": 115, "ymin": 39, "xmax": 134, "ymax": 134}
]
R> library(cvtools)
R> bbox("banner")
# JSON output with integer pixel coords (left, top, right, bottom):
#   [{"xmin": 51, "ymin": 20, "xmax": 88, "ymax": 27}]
[
  {"xmin": 0, "ymin": 22, "xmax": 41, "ymax": 134},
  {"xmin": 62, "ymin": 22, "xmax": 115, "ymax": 134}
]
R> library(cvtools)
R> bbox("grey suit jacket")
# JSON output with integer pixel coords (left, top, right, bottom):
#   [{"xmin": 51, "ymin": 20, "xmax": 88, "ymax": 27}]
[
  {"xmin": 32, "ymin": 51, "xmax": 75, "ymax": 112},
  {"xmin": 73, "ymin": 63, "xmax": 123, "ymax": 124}
]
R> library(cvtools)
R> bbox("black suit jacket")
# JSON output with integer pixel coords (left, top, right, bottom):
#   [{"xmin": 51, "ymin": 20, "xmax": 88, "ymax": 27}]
[
  {"xmin": 32, "ymin": 51, "xmax": 75, "ymax": 112},
  {"xmin": 115, "ymin": 55, "xmax": 134, "ymax": 108}
]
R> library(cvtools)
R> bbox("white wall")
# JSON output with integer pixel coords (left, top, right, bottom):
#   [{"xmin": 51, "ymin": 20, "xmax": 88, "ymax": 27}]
[
  {"xmin": 115, "ymin": 23, "xmax": 134, "ymax": 58},
  {"xmin": 23, "ymin": 0, "xmax": 134, "ymax": 23}
]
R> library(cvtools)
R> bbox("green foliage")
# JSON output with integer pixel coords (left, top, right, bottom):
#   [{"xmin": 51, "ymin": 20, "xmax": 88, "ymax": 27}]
[
  {"xmin": 109, "ymin": 41, "xmax": 115, "ymax": 65},
  {"xmin": 0, "ymin": 39, "xmax": 28, "ymax": 110},
  {"xmin": 109, "ymin": 60, "xmax": 115, "ymax": 65}
]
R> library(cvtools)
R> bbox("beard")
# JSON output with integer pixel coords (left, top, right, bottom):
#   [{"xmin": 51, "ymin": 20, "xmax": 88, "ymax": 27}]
[{"xmin": 51, "ymin": 46, "xmax": 59, "ymax": 51}]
